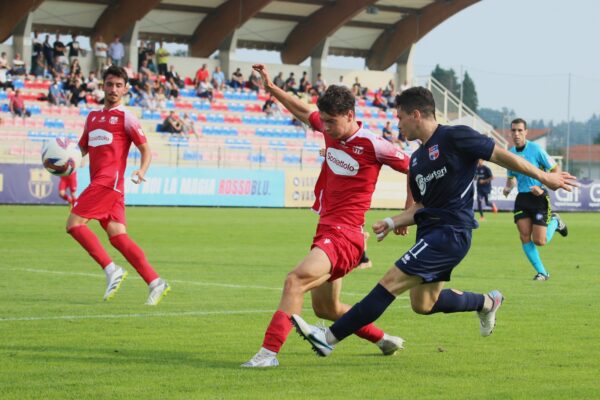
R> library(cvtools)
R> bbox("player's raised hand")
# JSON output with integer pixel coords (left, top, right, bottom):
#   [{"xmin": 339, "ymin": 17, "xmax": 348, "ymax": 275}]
[
  {"xmin": 252, "ymin": 64, "xmax": 272, "ymax": 90},
  {"xmin": 131, "ymin": 170, "xmax": 146, "ymax": 184},
  {"xmin": 542, "ymin": 170, "xmax": 578, "ymax": 192}
]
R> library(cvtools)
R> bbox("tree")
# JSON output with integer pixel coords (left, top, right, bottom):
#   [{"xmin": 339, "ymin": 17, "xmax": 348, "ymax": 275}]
[
  {"xmin": 431, "ymin": 65, "xmax": 459, "ymax": 96},
  {"xmin": 461, "ymin": 71, "xmax": 478, "ymax": 111},
  {"xmin": 594, "ymin": 132, "xmax": 600, "ymax": 144}
]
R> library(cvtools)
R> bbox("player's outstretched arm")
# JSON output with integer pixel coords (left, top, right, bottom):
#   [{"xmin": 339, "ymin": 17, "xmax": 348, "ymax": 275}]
[
  {"xmin": 131, "ymin": 143, "xmax": 151, "ymax": 184},
  {"xmin": 502, "ymin": 177, "xmax": 515, "ymax": 197},
  {"xmin": 490, "ymin": 146, "xmax": 577, "ymax": 192},
  {"xmin": 252, "ymin": 64, "xmax": 312, "ymax": 125},
  {"xmin": 373, "ymin": 202, "xmax": 423, "ymax": 241}
]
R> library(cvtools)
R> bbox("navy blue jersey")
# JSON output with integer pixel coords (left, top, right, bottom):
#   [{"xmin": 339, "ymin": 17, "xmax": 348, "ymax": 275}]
[
  {"xmin": 409, "ymin": 125, "xmax": 495, "ymax": 229},
  {"xmin": 475, "ymin": 165, "xmax": 493, "ymax": 194}
]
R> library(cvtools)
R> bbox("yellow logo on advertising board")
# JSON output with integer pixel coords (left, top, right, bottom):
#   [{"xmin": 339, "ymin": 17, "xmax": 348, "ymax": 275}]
[{"xmin": 29, "ymin": 168, "xmax": 53, "ymax": 199}]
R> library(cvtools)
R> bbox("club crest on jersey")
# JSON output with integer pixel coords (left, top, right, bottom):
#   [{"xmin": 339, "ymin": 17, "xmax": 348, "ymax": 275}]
[
  {"xmin": 99, "ymin": 116, "xmax": 106, "ymax": 122},
  {"xmin": 109, "ymin": 116, "xmax": 118, "ymax": 125},
  {"xmin": 352, "ymin": 146, "xmax": 364, "ymax": 155},
  {"xmin": 428, "ymin": 144, "xmax": 440, "ymax": 160}
]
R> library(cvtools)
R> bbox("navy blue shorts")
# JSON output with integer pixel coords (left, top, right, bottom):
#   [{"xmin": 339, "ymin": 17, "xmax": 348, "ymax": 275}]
[{"xmin": 395, "ymin": 226, "xmax": 471, "ymax": 283}]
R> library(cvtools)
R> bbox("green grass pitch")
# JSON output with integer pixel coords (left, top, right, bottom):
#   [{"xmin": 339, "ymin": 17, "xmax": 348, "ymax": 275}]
[{"xmin": 0, "ymin": 206, "xmax": 598, "ymax": 399}]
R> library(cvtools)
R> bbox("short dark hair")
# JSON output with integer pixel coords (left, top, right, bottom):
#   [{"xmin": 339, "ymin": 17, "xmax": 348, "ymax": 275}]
[
  {"xmin": 317, "ymin": 85, "xmax": 355, "ymax": 116},
  {"xmin": 395, "ymin": 86, "xmax": 435, "ymax": 118},
  {"xmin": 102, "ymin": 65, "xmax": 128, "ymax": 83},
  {"xmin": 511, "ymin": 118, "xmax": 527, "ymax": 129}
]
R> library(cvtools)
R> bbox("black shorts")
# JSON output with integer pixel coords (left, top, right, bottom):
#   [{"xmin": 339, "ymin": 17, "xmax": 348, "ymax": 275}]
[{"xmin": 513, "ymin": 192, "xmax": 552, "ymax": 226}]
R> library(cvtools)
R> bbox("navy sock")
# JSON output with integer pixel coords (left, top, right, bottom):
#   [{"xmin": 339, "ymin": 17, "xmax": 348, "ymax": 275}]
[
  {"xmin": 428, "ymin": 289, "xmax": 485, "ymax": 314},
  {"xmin": 330, "ymin": 284, "xmax": 395, "ymax": 342}
]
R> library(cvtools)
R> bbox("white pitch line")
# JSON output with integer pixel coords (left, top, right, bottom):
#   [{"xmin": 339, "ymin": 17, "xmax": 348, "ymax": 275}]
[
  {"xmin": 6, "ymin": 267, "xmax": 396, "ymax": 298},
  {"xmin": 0, "ymin": 309, "xmax": 274, "ymax": 323}
]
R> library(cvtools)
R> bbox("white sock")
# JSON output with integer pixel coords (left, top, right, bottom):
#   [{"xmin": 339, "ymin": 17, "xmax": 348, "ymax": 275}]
[
  {"xmin": 148, "ymin": 277, "xmax": 161, "ymax": 289},
  {"xmin": 104, "ymin": 262, "xmax": 116, "ymax": 277},
  {"xmin": 325, "ymin": 329, "xmax": 339, "ymax": 345},
  {"xmin": 376, "ymin": 333, "xmax": 389, "ymax": 346},
  {"xmin": 259, "ymin": 347, "xmax": 277, "ymax": 356}
]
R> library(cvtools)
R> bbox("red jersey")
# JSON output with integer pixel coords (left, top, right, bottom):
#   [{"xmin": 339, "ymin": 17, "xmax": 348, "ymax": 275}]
[
  {"xmin": 309, "ymin": 111, "xmax": 409, "ymax": 227},
  {"xmin": 79, "ymin": 105, "xmax": 147, "ymax": 193}
]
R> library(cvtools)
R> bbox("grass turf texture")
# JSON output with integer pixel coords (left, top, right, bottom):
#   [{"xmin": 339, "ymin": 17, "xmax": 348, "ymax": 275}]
[{"xmin": 0, "ymin": 205, "xmax": 598, "ymax": 399}]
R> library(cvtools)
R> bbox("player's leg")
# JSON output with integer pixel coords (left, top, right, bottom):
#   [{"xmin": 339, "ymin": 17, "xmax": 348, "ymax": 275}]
[
  {"xmin": 477, "ymin": 194, "xmax": 485, "ymax": 219},
  {"xmin": 242, "ymin": 247, "xmax": 332, "ymax": 367},
  {"xmin": 310, "ymin": 280, "xmax": 403, "ymax": 355},
  {"xmin": 104, "ymin": 220, "xmax": 169, "ymax": 305},
  {"xmin": 69, "ymin": 180, "xmax": 78, "ymax": 205},
  {"xmin": 356, "ymin": 232, "xmax": 372, "ymax": 269},
  {"xmin": 58, "ymin": 178, "xmax": 72, "ymax": 204},
  {"xmin": 517, "ymin": 217, "xmax": 548, "ymax": 280}
]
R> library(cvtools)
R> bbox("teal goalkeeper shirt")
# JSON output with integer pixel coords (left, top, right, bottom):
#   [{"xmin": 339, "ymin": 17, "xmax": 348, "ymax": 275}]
[{"xmin": 508, "ymin": 140, "xmax": 556, "ymax": 193}]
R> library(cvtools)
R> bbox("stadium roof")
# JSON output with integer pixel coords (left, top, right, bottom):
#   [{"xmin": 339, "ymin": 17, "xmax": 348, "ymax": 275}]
[{"xmin": 1, "ymin": 0, "xmax": 478, "ymax": 70}]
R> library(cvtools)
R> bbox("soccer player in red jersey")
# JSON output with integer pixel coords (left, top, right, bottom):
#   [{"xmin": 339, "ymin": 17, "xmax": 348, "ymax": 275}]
[
  {"xmin": 59, "ymin": 171, "xmax": 77, "ymax": 205},
  {"xmin": 242, "ymin": 64, "xmax": 412, "ymax": 367},
  {"xmin": 66, "ymin": 66, "xmax": 170, "ymax": 305}
]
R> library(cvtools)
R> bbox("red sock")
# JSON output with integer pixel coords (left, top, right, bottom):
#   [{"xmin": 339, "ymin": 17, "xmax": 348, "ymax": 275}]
[
  {"xmin": 262, "ymin": 310, "xmax": 293, "ymax": 353},
  {"xmin": 354, "ymin": 323, "xmax": 385, "ymax": 343},
  {"xmin": 109, "ymin": 233, "xmax": 159, "ymax": 284},
  {"xmin": 68, "ymin": 225, "xmax": 112, "ymax": 268},
  {"xmin": 60, "ymin": 192, "xmax": 72, "ymax": 203}
]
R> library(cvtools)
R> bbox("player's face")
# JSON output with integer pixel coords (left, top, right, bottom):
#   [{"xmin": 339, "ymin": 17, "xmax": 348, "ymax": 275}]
[
  {"xmin": 103, "ymin": 75, "xmax": 127, "ymax": 106},
  {"xmin": 511, "ymin": 122, "xmax": 527, "ymax": 147},
  {"xmin": 396, "ymin": 108, "xmax": 418, "ymax": 140},
  {"xmin": 319, "ymin": 110, "xmax": 354, "ymax": 140}
]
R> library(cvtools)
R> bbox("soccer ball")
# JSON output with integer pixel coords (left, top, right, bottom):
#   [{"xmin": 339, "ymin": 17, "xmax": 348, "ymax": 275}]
[{"xmin": 41, "ymin": 137, "xmax": 82, "ymax": 176}]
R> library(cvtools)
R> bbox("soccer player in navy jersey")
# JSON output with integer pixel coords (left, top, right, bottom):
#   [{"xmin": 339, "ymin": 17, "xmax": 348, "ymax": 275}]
[
  {"xmin": 475, "ymin": 159, "xmax": 497, "ymax": 221},
  {"xmin": 502, "ymin": 118, "xmax": 568, "ymax": 281},
  {"xmin": 242, "ymin": 64, "xmax": 413, "ymax": 368},
  {"xmin": 291, "ymin": 87, "xmax": 577, "ymax": 357}
]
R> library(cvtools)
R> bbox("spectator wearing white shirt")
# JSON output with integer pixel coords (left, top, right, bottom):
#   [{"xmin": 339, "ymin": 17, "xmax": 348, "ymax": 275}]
[{"xmin": 94, "ymin": 35, "xmax": 108, "ymax": 74}]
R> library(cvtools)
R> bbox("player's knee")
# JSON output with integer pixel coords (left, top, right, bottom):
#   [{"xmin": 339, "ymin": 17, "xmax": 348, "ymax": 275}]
[
  {"xmin": 312, "ymin": 302, "xmax": 340, "ymax": 320},
  {"xmin": 411, "ymin": 302, "xmax": 433, "ymax": 315},
  {"xmin": 534, "ymin": 238, "xmax": 547, "ymax": 246},
  {"xmin": 282, "ymin": 272, "xmax": 303, "ymax": 295}
]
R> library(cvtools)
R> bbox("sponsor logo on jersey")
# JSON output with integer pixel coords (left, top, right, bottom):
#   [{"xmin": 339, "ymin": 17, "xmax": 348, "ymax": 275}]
[
  {"xmin": 326, "ymin": 148, "xmax": 359, "ymax": 176},
  {"xmin": 88, "ymin": 129, "xmax": 113, "ymax": 147},
  {"xmin": 414, "ymin": 166, "xmax": 447, "ymax": 196},
  {"xmin": 324, "ymin": 238, "xmax": 331, "ymax": 244},
  {"xmin": 352, "ymin": 146, "xmax": 364, "ymax": 155},
  {"xmin": 428, "ymin": 144, "xmax": 439, "ymax": 160},
  {"xmin": 109, "ymin": 116, "xmax": 118, "ymax": 125},
  {"xmin": 99, "ymin": 116, "xmax": 106, "ymax": 122}
]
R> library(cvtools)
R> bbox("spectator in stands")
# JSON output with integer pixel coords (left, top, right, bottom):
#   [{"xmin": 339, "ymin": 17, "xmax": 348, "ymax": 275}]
[
  {"xmin": 230, "ymin": 67, "xmax": 244, "ymax": 89},
  {"xmin": 32, "ymin": 51, "xmax": 45, "ymax": 77},
  {"xmin": 86, "ymin": 72, "xmax": 104, "ymax": 104},
  {"xmin": 351, "ymin": 77, "xmax": 362, "ymax": 98},
  {"xmin": 196, "ymin": 79, "xmax": 213, "ymax": 101},
  {"xmin": 164, "ymin": 76, "xmax": 179, "ymax": 99},
  {"xmin": 0, "ymin": 63, "xmax": 13, "ymax": 90},
  {"xmin": 262, "ymin": 96, "xmax": 279, "ymax": 117},
  {"xmin": 299, "ymin": 71, "xmax": 311, "ymax": 94},
  {"xmin": 94, "ymin": 35, "xmax": 108, "ymax": 74},
  {"xmin": 382, "ymin": 121, "xmax": 394, "ymax": 142},
  {"xmin": 181, "ymin": 112, "xmax": 198, "ymax": 137},
  {"xmin": 69, "ymin": 58, "xmax": 82, "ymax": 77},
  {"xmin": 9, "ymin": 90, "xmax": 30, "ymax": 118},
  {"xmin": 138, "ymin": 59, "xmax": 154, "ymax": 79},
  {"xmin": 42, "ymin": 34, "xmax": 54, "ymax": 71},
  {"xmin": 0, "ymin": 52, "xmax": 8, "ymax": 69},
  {"xmin": 284, "ymin": 72, "xmax": 297, "ymax": 94},
  {"xmin": 67, "ymin": 34, "xmax": 83, "ymax": 64},
  {"xmin": 248, "ymin": 70, "xmax": 261, "ymax": 92},
  {"xmin": 395, "ymin": 130, "xmax": 410, "ymax": 151},
  {"xmin": 372, "ymin": 88, "xmax": 388, "ymax": 112},
  {"xmin": 53, "ymin": 33, "xmax": 67, "ymax": 73},
  {"xmin": 155, "ymin": 86, "xmax": 168, "ymax": 110},
  {"xmin": 166, "ymin": 65, "xmax": 184, "ymax": 88},
  {"xmin": 11, "ymin": 53, "xmax": 27, "ymax": 76},
  {"xmin": 162, "ymin": 111, "xmax": 184, "ymax": 135},
  {"xmin": 108, "ymin": 36, "xmax": 124, "ymax": 67},
  {"xmin": 194, "ymin": 63, "xmax": 209, "ymax": 86},
  {"xmin": 123, "ymin": 61, "xmax": 135, "ymax": 82},
  {"xmin": 211, "ymin": 66, "xmax": 225, "ymax": 91},
  {"xmin": 145, "ymin": 45, "xmax": 157, "ymax": 74},
  {"xmin": 68, "ymin": 78, "xmax": 87, "ymax": 107},
  {"xmin": 273, "ymin": 72, "xmax": 284, "ymax": 89},
  {"xmin": 314, "ymin": 72, "xmax": 327, "ymax": 94},
  {"xmin": 48, "ymin": 77, "xmax": 68, "ymax": 105},
  {"xmin": 156, "ymin": 41, "xmax": 169, "ymax": 76},
  {"xmin": 31, "ymin": 31, "xmax": 42, "ymax": 75},
  {"xmin": 338, "ymin": 75, "xmax": 348, "ymax": 88}
]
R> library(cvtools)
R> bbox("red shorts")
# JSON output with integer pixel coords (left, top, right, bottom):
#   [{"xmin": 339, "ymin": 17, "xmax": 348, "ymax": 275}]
[
  {"xmin": 59, "ymin": 174, "xmax": 77, "ymax": 193},
  {"xmin": 72, "ymin": 184, "xmax": 126, "ymax": 229},
  {"xmin": 311, "ymin": 224, "xmax": 365, "ymax": 282}
]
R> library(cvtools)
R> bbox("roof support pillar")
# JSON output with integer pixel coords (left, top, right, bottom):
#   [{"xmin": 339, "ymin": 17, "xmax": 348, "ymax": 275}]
[
  {"xmin": 310, "ymin": 38, "xmax": 330, "ymax": 84},
  {"xmin": 11, "ymin": 11, "xmax": 34, "ymax": 68},
  {"xmin": 218, "ymin": 31, "xmax": 239, "ymax": 79},
  {"xmin": 395, "ymin": 43, "xmax": 415, "ymax": 87}
]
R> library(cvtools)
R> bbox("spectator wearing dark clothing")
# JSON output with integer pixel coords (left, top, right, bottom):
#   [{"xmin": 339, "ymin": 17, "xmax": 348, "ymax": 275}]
[
  {"xmin": 382, "ymin": 121, "xmax": 394, "ymax": 142},
  {"xmin": 162, "ymin": 111, "xmax": 184, "ymax": 135}
]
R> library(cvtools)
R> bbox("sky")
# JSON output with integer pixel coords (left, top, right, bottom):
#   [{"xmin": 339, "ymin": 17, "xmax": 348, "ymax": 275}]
[{"xmin": 411, "ymin": 0, "xmax": 600, "ymax": 123}]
